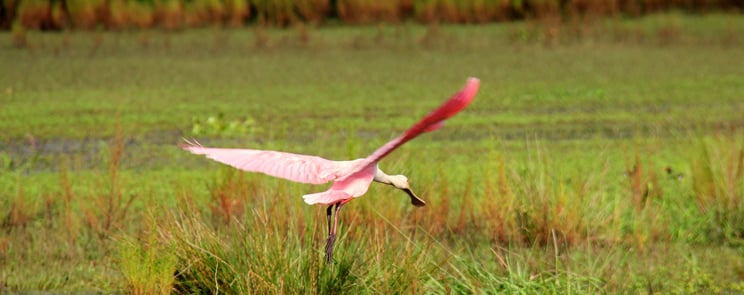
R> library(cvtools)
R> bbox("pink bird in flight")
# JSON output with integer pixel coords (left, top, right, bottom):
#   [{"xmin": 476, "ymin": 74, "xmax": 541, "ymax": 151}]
[{"xmin": 181, "ymin": 77, "xmax": 480, "ymax": 263}]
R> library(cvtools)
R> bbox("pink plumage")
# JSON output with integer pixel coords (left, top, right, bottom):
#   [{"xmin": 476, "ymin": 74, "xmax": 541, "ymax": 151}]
[
  {"xmin": 179, "ymin": 147, "xmax": 346, "ymax": 185},
  {"xmin": 341, "ymin": 77, "xmax": 480, "ymax": 179},
  {"xmin": 180, "ymin": 77, "xmax": 480, "ymax": 206}
]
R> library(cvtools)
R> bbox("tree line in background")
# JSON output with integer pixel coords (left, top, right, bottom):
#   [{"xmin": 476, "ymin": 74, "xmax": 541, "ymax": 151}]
[{"xmin": 1, "ymin": 0, "xmax": 742, "ymax": 31}]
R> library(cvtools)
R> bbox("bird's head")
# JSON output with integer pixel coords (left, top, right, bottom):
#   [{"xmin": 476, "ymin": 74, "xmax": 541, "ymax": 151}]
[
  {"xmin": 390, "ymin": 175, "xmax": 426, "ymax": 207},
  {"xmin": 389, "ymin": 174, "xmax": 410, "ymax": 189}
]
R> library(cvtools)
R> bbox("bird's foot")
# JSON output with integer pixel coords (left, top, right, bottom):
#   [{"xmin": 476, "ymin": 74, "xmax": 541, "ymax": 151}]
[{"xmin": 325, "ymin": 233, "xmax": 337, "ymax": 263}]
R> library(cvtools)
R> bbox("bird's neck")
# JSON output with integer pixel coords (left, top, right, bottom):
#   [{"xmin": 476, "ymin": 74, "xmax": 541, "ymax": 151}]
[{"xmin": 373, "ymin": 168, "xmax": 393, "ymax": 185}]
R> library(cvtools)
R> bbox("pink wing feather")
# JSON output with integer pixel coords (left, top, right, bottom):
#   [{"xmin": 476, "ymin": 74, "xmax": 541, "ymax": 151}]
[
  {"xmin": 180, "ymin": 143, "xmax": 345, "ymax": 185},
  {"xmin": 341, "ymin": 77, "xmax": 480, "ymax": 178}
]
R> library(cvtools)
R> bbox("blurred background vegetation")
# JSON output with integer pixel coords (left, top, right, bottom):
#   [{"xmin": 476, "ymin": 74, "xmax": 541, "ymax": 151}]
[{"xmin": 2, "ymin": 0, "xmax": 743, "ymax": 32}]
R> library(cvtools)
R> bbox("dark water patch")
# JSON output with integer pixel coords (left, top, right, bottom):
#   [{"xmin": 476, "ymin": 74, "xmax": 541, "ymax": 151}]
[
  {"xmin": 0, "ymin": 130, "xmax": 185, "ymax": 173},
  {"xmin": 2, "ymin": 120, "xmax": 742, "ymax": 174},
  {"xmin": 425, "ymin": 119, "xmax": 744, "ymax": 143}
]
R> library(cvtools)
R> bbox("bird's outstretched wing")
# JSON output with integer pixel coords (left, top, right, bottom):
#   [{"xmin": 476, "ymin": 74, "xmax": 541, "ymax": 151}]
[
  {"xmin": 342, "ymin": 77, "xmax": 480, "ymax": 179},
  {"xmin": 180, "ymin": 140, "xmax": 344, "ymax": 185}
]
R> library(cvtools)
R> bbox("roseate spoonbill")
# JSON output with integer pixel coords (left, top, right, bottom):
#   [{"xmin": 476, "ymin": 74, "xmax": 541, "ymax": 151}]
[{"xmin": 181, "ymin": 77, "xmax": 480, "ymax": 263}]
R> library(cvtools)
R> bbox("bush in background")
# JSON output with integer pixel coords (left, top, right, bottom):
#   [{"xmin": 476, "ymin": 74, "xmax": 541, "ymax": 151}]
[{"xmin": 2, "ymin": 0, "xmax": 742, "ymax": 30}]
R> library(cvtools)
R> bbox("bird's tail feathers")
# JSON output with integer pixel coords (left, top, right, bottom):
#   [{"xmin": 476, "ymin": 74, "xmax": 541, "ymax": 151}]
[{"xmin": 302, "ymin": 190, "xmax": 351, "ymax": 206}]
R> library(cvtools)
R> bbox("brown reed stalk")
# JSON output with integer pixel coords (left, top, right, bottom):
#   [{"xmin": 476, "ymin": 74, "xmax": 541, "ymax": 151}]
[
  {"xmin": 626, "ymin": 152, "xmax": 646, "ymax": 212},
  {"xmin": 80, "ymin": 113, "xmax": 137, "ymax": 239},
  {"xmin": 454, "ymin": 174, "xmax": 473, "ymax": 235},
  {"xmin": 486, "ymin": 154, "xmax": 515, "ymax": 244},
  {"xmin": 430, "ymin": 171, "xmax": 449, "ymax": 236},
  {"xmin": 59, "ymin": 159, "xmax": 79, "ymax": 257},
  {"xmin": 207, "ymin": 168, "xmax": 247, "ymax": 225},
  {"xmin": 3, "ymin": 181, "xmax": 32, "ymax": 232}
]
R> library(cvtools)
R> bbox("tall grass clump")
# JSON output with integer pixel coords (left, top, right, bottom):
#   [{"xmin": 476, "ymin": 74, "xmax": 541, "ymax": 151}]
[
  {"xmin": 163, "ymin": 201, "xmax": 440, "ymax": 294},
  {"xmin": 207, "ymin": 167, "xmax": 249, "ymax": 225},
  {"xmin": 118, "ymin": 217, "xmax": 177, "ymax": 295},
  {"xmin": 691, "ymin": 135, "xmax": 744, "ymax": 244},
  {"xmin": 159, "ymin": 162, "xmax": 441, "ymax": 293},
  {"xmin": 81, "ymin": 119, "xmax": 137, "ymax": 239},
  {"xmin": 625, "ymin": 151, "xmax": 663, "ymax": 213},
  {"xmin": 620, "ymin": 150, "xmax": 675, "ymax": 249},
  {"xmin": 2, "ymin": 179, "xmax": 34, "ymax": 233},
  {"xmin": 431, "ymin": 250, "xmax": 605, "ymax": 293},
  {"xmin": 58, "ymin": 159, "xmax": 81, "ymax": 257},
  {"xmin": 482, "ymin": 145, "xmax": 613, "ymax": 247},
  {"xmin": 162, "ymin": 196, "xmax": 313, "ymax": 294}
]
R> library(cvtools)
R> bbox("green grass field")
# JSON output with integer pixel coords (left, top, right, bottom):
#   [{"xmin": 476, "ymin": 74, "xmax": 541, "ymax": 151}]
[{"xmin": 1, "ymin": 12, "xmax": 743, "ymax": 293}]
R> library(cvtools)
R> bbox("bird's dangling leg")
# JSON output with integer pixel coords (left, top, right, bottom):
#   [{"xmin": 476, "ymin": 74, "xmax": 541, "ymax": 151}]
[
  {"xmin": 325, "ymin": 202, "xmax": 343, "ymax": 264},
  {"xmin": 326, "ymin": 205, "xmax": 334, "ymax": 237}
]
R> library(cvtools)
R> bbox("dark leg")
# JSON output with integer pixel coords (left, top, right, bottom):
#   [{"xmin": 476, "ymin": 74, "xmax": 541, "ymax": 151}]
[
  {"xmin": 326, "ymin": 205, "xmax": 333, "ymax": 236},
  {"xmin": 325, "ymin": 202, "xmax": 344, "ymax": 264},
  {"xmin": 333, "ymin": 202, "xmax": 343, "ymax": 236}
]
